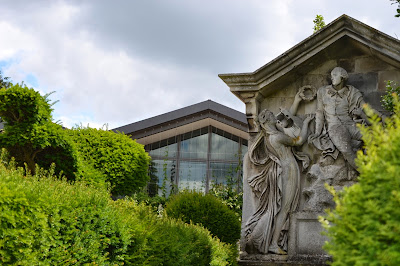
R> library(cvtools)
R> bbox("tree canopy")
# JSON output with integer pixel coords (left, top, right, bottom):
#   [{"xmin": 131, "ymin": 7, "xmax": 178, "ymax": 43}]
[
  {"xmin": 0, "ymin": 83, "xmax": 79, "ymax": 178},
  {"xmin": 391, "ymin": 0, "xmax": 400, "ymax": 17}
]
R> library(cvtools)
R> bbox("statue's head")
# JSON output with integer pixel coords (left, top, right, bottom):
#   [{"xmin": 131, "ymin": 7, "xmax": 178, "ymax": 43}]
[
  {"xmin": 331, "ymin": 67, "xmax": 348, "ymax": 86},
  {"xmin": 258, "ymin": 109, "xmax": 276, "ymax": 126}
]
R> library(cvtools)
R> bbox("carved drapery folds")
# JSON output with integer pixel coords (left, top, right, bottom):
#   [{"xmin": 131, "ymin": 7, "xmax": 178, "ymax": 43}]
[{"xmin": 243, "ymin": 67, "xmax": 371, "ymax": 255}]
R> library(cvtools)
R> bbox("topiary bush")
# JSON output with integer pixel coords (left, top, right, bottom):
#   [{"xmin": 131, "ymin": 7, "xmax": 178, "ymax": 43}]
[
  {"xmin": 0, "ymin": 84, "xmax": 80, "ymax": 180},
  {"xmin": 165, "ymin": 190, "xmax": 241, "ymax": 244},
  {"xmin": 321, "ymin": 98, "xmax": 400, "ymax": 265},
  {"xmin": 69, "ymin": 126, "xmax": 150, "ymax": 196}
]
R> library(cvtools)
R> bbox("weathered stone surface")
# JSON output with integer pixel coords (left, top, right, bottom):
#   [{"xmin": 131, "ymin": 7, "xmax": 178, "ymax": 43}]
[{"xmin": 220, "ymin": 14, "xmax": 400, "ymax": 264}]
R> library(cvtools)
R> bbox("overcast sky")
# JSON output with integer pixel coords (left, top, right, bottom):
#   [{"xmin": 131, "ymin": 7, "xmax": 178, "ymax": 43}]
[{"xmin": 0, "ymin": 0, "xmax": 398, "ymax": 129}]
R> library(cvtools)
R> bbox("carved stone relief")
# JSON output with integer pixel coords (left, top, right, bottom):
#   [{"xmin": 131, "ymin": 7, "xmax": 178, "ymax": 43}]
[{"xmin": 242, "ymin": 67, "xmax": 372, "ymax": 256}]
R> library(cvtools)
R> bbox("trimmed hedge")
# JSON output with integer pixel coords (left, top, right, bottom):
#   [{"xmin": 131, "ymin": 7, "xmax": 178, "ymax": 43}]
[
  {"xmin": 69, "ymin": 126, "xmax": 150, "ymax": 196},
  {"xmin": 165, "ymin": 190, "xmax": 241, "ymax": 244},
  {"xmin": 0, "ymin": 154, "xmax": 236, "ymax": 265}
]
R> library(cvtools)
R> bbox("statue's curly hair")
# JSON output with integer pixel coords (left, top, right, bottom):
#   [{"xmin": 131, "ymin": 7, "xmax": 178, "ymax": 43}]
[{"xmin": 331, "ymin": 67, "xmax": 348, "ymax": 80}]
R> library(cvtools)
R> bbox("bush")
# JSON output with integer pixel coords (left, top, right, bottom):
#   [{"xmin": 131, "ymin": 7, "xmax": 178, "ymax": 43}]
[
  {"xmin": 114, "ymin": 200, "xmax": 237, "ymax": 266},
  {"xmin": 165, "ymin": 190, "xmax": 241, "ymax": 244},
  {"xmin": 321, "ymin": 98, "xmax": 400, "ymax": 265},
  {"xmin": 0, "ymin": 155, "xmax": 129, "ymax": 264},
  {"xmin": 209, "ymin": 183, "xmax": 243, "ymax": 221},
  {"xmin": 0, "ymin": 84, "xmax": 80, "ymax": 180},
  {"xmin": 69, "ymin": 126, "xmax": 150, "ymax": 196},
  {"xmin": 0, "ymin": 152, "xmax": 236, "ymax": 265},
  {"xmin": 381, "ymin": 80, "xmax": 400, "ymax": 113}
]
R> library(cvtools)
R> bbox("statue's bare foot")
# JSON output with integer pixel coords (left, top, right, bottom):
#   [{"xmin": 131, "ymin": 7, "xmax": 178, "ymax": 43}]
[{"xmin": 268, "ymin": 244, "xmax": 287, "ymax": 255}]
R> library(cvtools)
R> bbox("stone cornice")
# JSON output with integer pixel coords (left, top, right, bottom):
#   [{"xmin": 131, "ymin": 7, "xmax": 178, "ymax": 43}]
[{"xmin": 219, "ymin": 14, "xmax": 400, "ymax": 102}]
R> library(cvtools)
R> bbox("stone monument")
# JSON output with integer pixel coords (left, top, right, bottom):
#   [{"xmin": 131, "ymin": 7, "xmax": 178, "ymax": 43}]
[{"xmin": 219, "ymin": 15, "xmax": 400, "ymax": 265}]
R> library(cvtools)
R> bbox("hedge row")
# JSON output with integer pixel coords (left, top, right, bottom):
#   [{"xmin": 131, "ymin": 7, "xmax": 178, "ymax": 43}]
[
  {"xmin": 0, "ymin": 84, "xmax": 150, "ymax": 196},
  {"xmin": 0, "ymin": 156, "xmax": 237, "ymax": 265},
  {"xmin": 166, "ymin": 190, "xmax": 241, "ymax": 245}
]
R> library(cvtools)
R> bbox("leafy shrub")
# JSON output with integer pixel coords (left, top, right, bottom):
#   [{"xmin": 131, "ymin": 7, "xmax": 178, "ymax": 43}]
[
  {"xmin": 130, "ymin": 189, "xmax": 167, "ymax": 214},
  {"xmin": 381, "ymin": 80, "xmax": 400, "ymax": 113},
  {"xmin": 0, "ymin": 152, "xmax": 236, "ymax": 265},
  {"xmin": 0, "ymin": 155, "xmax": 129, "ymax": 264},
  {"xmin": 0, "ymin": 84, "xmax": 80, "ymax": 180},
  {"xmin": 165, "ymin": 190, "xmax": 241, "ymax": 244},
  {"xmin": 321, "ymin": 98, "xmax": 400, "ymax": 265},
  {"xmin": 114, "ymin": 200, "xmax": 237, "ymax": 266},
  {"xmin": 209, "ymin": 183, "xmax": 243, "ymax": 221},
  {"xmin": 69, "ymin": 126, "xmax": 150, "ymax": 196}
]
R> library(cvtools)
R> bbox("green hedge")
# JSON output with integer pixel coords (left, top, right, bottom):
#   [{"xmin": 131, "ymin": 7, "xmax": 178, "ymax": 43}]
[
  {"xmin": 165, "ymin": 190, "xmax": 241, "ymax": 245},
  {"xmin": 69, "ymin": 126, "xmax": 150, "ymax": 196},
  {"xmin": 0, "ymin": 84, "xmax": 80, "ymax": 180},
  {"xmin": 321, "ymin": 100, "xmax": 400, "ymax": 265},
  {"xmin": 0, "ymin": 154, "xmax": 236, "ymax": 265}
]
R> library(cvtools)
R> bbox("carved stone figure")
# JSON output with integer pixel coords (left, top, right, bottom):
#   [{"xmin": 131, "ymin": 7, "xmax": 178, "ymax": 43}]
[
  {"xmin": 244, "ymin": 109, "xmax": 313, "ymax": 255},
  {"xmin": 308, "ymin": 67, "xmax": 367, "ymax": 171}
]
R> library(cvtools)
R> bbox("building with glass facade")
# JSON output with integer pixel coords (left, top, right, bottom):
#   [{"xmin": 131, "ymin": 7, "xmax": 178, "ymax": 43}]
[{"xmin": 113, "ymin": 100, "xmax": 248, "ymax": 195}]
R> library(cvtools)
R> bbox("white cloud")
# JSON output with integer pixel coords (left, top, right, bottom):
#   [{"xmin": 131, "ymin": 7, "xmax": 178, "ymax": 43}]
[{"xmin": 0, "ymin": 0, "xmax": 398, "ymax": 130}]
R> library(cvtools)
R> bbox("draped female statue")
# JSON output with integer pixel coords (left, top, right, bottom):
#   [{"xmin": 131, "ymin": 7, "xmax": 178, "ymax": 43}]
[{"xmin": 244, "ymin": 109, "xmax": 313, "ymax": 254}]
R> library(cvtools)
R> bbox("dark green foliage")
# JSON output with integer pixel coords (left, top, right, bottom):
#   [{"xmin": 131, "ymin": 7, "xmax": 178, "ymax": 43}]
[
  {"xmin": 313, "ymin": 14, "xmax": 326, "ymax": 32},
  {"xmin": 165, "ymin": 190, "xmax": 241, "ymax": 244},
  {"xmin": 381, "ymin": 80, "xmax": 400, "ymax": 112},
  {"xmin": 69, "ymin": 126, "xmax": 150, "ymax": 196},
  {"xmin": 209, "ymin": 183, "xmax": 243, "ymax": 221},
  {"xmin": 390, "ymin": 0, "xmax": 400, "ymax": 17},
  {"xmin": 0, "ymin": 84, "xmax": 79, "ymax": 179},
  {"xmin": 0, "ymin": 152, "xmax": 236, "ymax": 265},
  {"xmin": 131, "ymin": 189, "xmax": 167, "ymax": 213},
  {"xmin": 0, "ymin": 70, "xmax": 11, "ymax": 89},
  {"xmin": 147, "ymin": 159, "xmax": 159, "ymax": 196},
  {"xmin": 115, "ymin": 200, "xmax": 237, "ymax": 266},
  {"xmin": 321, "ymin": 98, "xmax": 400, "ymax": 265}
]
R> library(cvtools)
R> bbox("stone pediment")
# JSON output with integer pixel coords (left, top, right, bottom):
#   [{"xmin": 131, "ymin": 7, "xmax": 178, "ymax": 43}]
[
  {"xmin": 221, "ymin": 14, "xmax": 400, "ymax": 263},
  {"xmin": 219, "ymin": 14, "xmax": 400, "ymax": 104}
]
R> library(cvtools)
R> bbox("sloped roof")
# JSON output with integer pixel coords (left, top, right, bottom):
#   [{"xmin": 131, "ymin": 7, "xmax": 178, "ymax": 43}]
[
  {"xmin": 219, "ymin": 14, "xmax": 400, "ymax": 101},
  {"xmin": 112, "ymin": 100, "xmax": 247, "ymax": 140}
]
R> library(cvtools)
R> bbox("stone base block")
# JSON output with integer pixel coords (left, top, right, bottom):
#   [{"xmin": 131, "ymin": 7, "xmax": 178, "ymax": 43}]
[{"xmin": 287, "ymin": 212, "xmax": 330, "ymax": 263}]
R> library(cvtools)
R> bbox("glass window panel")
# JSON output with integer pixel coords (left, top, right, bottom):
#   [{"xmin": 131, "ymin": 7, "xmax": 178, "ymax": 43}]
[
  {"xmin": 209, "ymin": 162, "xmax": 239, "ymax": 187},
  {"xmin": 152, "ymin": 159, "xmax": 177, "ymax": 196},
  {"xmin": 148, "ymin": 137, "xmax": 178, "ymax": 158},
  {"xmin": 180, "ymin": 128, "xmax": 208, "ymax": 159},
  {"xmin": 241, "ymin": 143, "xmax": 248, "ymax": 158},
  {"xmin": 149, "ymin": 143, "xmax": 177, "ymax": 158},
  {"xmin": 179, "ymin": 161, "xmax": 207, "ymax": 192},
  {"xmin": 210, "ymin": 132, "xmax": 239, "ymax": 161}
]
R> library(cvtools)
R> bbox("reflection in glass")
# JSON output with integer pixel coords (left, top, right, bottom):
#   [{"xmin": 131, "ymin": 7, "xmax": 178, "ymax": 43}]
[
  {"xmin": 180, "ymin": 128, "xmax": 208, "ymax": 159},
  {"xmin": 211, "ymin": 132, "xmax": 239, "ymax": 161},
  {"xmin": 147, "ymin": 137, "xmax": 178, "ymax": 158},
  {"xmin": 179, "ymin": 161, "xmax": 207, "ymax": 192},
  {"xmin": 241, "ymin": 143, "xmax": 248, "ymax": 159},
  {"xmin": 152, "ymin": 159, "xmax": 177, "ymax": 196},
  {"xmin": 209, "ymin": 162, "xmax": 238, "ymax": 186},
  {"xmin": 149, "ymin": 143, "xmax": 177, "ymax": 158},
  {"xmin": 146, "ymin": 126, "xmax": 248, "ymax": 195}
]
